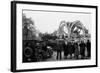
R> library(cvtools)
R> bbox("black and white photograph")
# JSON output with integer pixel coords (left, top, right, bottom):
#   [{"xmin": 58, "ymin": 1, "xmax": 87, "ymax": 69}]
[
  {"xmin": 22, "ymin": 10, "xmax": 91, "ymax": 63},
  {"xmin": 11, "ymin": 1, "xmax": 97, "ymax": 72}
]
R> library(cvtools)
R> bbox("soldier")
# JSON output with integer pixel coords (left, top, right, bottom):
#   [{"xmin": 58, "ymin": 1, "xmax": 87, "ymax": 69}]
[
  {"xmin": 79, "ymin": 41, "xmax": 86, "ymax": 59},
  {"xmin": 74, "ymin": 42, "xmax": 79, "ymax": 59},
  {"xmin": 67, "ymin": 42, "xmax": 73, "ymax": 59},
  {"xmin": 86, "ymin": 40, "xmax": 91, "ymax": 58},
  {"xmin": 64, "ymin": 41, "xmax": 68, "ymax": 57},
  {"xmin": 72, "ymin": 41, "xmax": 75, "ymax": 58},
  {"xmin": 56, "ymin": 40, "xmax": 62, "ymax": 60}
]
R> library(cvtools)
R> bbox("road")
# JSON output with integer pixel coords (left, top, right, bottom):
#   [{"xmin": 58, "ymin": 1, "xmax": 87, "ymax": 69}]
[
  {"xmin": 45, "ymin": 50, "xmax": 90, "ymax": 61},
  {"xmin": 46, "ymin": 51, "xmax": 65, "ymax": 61}
]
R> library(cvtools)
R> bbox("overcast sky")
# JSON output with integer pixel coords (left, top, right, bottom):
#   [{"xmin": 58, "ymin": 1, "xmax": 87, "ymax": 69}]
[{"xmin": 23, "ymin": 10, "xmax": 91, "ymax": 34}]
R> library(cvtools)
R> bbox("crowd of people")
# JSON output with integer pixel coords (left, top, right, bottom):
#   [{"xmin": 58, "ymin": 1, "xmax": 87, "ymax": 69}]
[{"xmin": 56, "ymin": 39, "xmax": 91, "ymax": 60}]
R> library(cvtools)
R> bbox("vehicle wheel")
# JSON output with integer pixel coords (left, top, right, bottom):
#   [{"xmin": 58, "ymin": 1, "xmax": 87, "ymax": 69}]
[{"xmin": 24, "ymin": 47, "xmax": 33, "ymax": 57}]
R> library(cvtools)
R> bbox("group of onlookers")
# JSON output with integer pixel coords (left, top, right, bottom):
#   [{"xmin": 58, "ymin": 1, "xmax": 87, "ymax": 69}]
[{"xmin": 56, "ymin": 40, "xmax": 91, "ymax": 60}]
